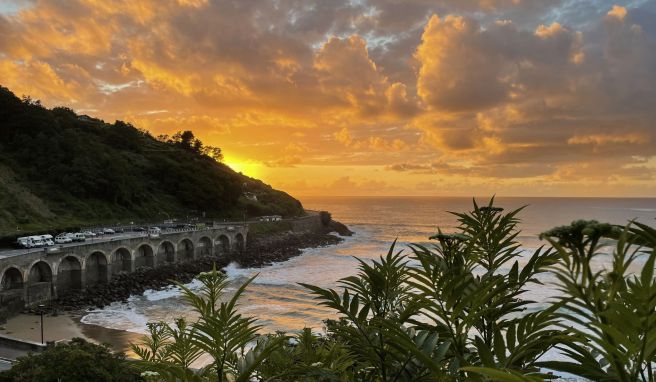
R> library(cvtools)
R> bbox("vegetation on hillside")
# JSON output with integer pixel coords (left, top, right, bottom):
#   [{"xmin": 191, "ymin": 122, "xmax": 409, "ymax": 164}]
[{"xmin": 0, "ymin": 86, "xmax": 304, "ymax": 238}]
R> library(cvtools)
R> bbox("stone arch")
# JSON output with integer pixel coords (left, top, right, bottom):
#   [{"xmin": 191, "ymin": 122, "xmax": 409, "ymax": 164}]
[
  {"xmin": 86, "ymin": 251, "xmax": 109, "ymax": 285},
  {"xmin": 135, "ymin": 243, "xmax": 155, "ymax": 268},
  {"xmin": 26, "ymin": 261, "xmax": 53, "ymax": 304},
  {"xmin": 57, "ymin": 256, "xmax": 82, "ymax": 291},
  {"xmin": 1, "ymin": 267, "xmax": 23, "ymax": 291},
  {"xmin": 198, "ymin": 236, "xmax": 212, "ymax": 257},
  {"xmin": 28, "ymin": 261, "xmax": 52, "ymax": 284},
  {"xmin": 112, "ymin": 247, "xmax": 132, "ymax": 274},
  {"xmin": 235, "ymin": 233, "xmax": 245, "ymax": 252},
  {"xmin": 178, "ymin": 239, "xmax": 194, "ymax": 261},
  {"xmin": 157, "ymin": 241, "xmax": 175, "ymax": 265},
  {"xmin": 216, "ymin": 235, "xmax": 230, "ymax": 255}
]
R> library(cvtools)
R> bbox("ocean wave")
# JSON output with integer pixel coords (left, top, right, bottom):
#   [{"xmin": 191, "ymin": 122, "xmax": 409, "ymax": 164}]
[{"xmin": 81, "ymin": 304, "xmax": 150, "ymax": 334}]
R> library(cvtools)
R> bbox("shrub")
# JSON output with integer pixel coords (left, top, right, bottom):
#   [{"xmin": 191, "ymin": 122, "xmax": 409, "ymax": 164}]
[{"xmin": 0, "ymin": 337, "xmax": 141, "ymax": 382}]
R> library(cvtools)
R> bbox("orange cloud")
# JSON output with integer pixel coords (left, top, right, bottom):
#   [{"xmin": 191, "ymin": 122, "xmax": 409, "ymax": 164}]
[{"xmin": 0, "ymin": 1, "xmax": 654, "ymax": 196}]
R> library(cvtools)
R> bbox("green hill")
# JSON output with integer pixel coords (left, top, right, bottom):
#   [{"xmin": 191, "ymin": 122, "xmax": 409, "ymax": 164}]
[{"xmin": 0, "ymin": 86, "xmax": 304, "ymax": 239}]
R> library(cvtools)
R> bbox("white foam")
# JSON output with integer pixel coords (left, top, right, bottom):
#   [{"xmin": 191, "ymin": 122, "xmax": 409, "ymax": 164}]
[
  {"xmin": 81, "ymin": 303, "xmax": 150, "ymax": 334},
  {"xmin": 143, "ymin": 285, "xmax": 182, "ymax": 301},
  {"xmin": 224, "ymin": 261, "xmax": 258, "ymax": 280}
]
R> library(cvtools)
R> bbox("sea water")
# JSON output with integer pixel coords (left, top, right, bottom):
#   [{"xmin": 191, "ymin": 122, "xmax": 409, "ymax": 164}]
[{"xmin": 81, "ymin": 197, "xmax": 656, "ymax": 360}]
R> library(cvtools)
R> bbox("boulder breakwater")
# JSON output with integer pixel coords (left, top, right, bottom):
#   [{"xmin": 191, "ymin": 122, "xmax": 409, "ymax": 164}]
[{"xmin": 37, "ymin": 215, "xmax": 350, "ymax": 313}]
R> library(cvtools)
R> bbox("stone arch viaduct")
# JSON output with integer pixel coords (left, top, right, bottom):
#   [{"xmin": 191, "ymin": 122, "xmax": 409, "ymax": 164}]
[{"xmin": 0, "ymin": 226, "xmax": 247, "ymax": 314}]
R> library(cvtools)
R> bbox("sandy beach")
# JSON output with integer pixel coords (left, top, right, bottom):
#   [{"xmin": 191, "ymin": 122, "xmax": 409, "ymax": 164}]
[{"xmin": 0, "ymin": 312, "xmax": 141, "ymax": 357}]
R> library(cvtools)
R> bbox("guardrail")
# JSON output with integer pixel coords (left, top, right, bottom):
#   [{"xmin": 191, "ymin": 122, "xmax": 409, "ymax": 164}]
[{"xmin": 1, "ymin": 225, "xmax": 249, "ymax": 257}]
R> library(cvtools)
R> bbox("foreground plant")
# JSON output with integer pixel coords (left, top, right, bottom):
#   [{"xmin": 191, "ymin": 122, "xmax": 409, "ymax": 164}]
[
  {"xmin": 131, "ymin": 266, "xmax": 282, "ymax": 382},
  {"xmin": 129, "ymin": 200, "xmax": 655, "ymax": 382},
  {"xmin": 0, "ymin": 337, "xmax": 140, "ymax": 382},
  {"xmin": 539, "ymin": 220, "xmax": 656, "ymax": 382},
  {"xmin": 301, "ymin": 242, "xmax": 450, "ymax": 381},
  {"xmin": 410, "ymin": 199, "xmax": 564, "ymax": 381}
]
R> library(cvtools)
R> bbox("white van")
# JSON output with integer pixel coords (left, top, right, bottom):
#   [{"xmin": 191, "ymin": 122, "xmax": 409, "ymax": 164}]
[
  {"xmin": 39, "ymin": 235, "xmax": 54, "ymax": 246},
  {"xmin": 31, "ymin": 237, "xmax": 45, "ymax": 247},
  {"xmin": 66, "ymin": 233, "xmax": 86, "ymax": 242},
  {"xmin": 16, "ymin": 236, "xmax": 35, "ymax": 248},
  {"xmin": 148, "ymin": 227, "xmax": 161, "ymax": 238},
  {"xmin": 55, "ymin": 234, "xmax": 72, "ymax": 244}
]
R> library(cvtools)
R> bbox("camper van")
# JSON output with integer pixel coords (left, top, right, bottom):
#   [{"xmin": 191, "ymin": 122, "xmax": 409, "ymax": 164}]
[
  {"xmin": 31, "ymin": 236, "xmax": 45, "ymax": 247},
  {"xmin": 39, "ymin": 235, "xmax": 54, "ymax": 246},
  {"xmin": 16, "ymin": 236, "xmax": 35, "ymax": 248}
]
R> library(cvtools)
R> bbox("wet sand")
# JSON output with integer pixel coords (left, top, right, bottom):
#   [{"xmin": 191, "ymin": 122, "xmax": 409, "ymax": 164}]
[{"xmin": 0, "ymin": 312, "xmax": 141, "ymax": 357}]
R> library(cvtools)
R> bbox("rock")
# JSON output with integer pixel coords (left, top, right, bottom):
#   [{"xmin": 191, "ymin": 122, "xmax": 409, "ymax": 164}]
[{"xmin": 53, "ymin": 230, "xmax": 347, "ymax": 313}]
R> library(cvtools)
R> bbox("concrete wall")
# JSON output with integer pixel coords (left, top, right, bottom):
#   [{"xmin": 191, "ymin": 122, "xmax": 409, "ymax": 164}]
[
  {"xmin": 0, "ymin": 334, "xmax": 47, "ymax": 353},
  {"xmin": 0, "ymin": 225, "xmax": 248, "ymax": 319}
]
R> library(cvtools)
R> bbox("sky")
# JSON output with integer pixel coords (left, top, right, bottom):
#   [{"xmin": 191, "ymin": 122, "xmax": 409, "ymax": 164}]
[{"xmin": 1, "ymin": 0, "xmax": 655, "ymax": 197}]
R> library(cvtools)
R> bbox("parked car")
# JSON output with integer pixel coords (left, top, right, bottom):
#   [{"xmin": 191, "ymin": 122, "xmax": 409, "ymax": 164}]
[
  {"xmin": 147, "ymin": 226, "xmax": 161, "ymax": 238},
  {"xmin": 82, "ymin": 231, "xmax": 96, "ymax": 237},
  {"xmin": 133, "ymin": 226, "xmax": 146, "ymax": 232},
  {"xmin": 103, "ymin": 228, "xmax": 115, "ymax": 234},
  {"xmin": 114, "ymin": 227, "xmax": 124, "ymax": 233},
  {"xmin": 55, "ymin": 234, "xmax": 72, "ymax": 244}
]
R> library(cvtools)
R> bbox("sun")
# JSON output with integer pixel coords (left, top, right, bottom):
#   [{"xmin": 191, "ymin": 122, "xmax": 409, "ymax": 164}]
[{"xmin": 223, "ymin": 155, "xmax": 262, "ymax": 178}]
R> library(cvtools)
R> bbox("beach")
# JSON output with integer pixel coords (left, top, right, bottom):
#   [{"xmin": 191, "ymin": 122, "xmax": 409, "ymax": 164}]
[{"xmin": 0, "ymin": 312, "xmax": 140, "ymax": 358}]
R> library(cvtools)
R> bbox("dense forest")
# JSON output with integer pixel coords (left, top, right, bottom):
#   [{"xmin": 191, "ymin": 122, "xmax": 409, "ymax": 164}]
[{"xmin": 0, "ymin": 86, "xmax": 304, "ymax": 239}]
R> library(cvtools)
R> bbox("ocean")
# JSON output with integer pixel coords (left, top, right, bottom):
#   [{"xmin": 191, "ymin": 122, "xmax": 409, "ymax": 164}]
[{"xmin": 80, "ymin": 196, "xmax": 656, "ymax": 350}]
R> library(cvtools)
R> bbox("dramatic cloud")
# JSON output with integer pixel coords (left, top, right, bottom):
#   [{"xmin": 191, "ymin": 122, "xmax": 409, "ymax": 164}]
[{"xmin": 0, "ymin": 0, "xmax": 654, "ymax": 196}]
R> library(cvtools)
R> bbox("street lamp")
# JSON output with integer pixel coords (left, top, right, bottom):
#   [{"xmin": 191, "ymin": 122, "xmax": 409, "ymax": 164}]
[{"xmin": 37, "ymin": 304, "xmax": 45, "ymax": 344}]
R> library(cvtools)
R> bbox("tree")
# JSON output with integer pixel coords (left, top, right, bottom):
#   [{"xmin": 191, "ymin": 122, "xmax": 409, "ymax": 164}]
[
  {"xmin": 203, "ymin": 146, "xmax": 224, "ymax": 162},
  {"xmin": 0, "ymin": 337, "xmax": 141, "ymax": 382},
  {"xmin": 171, "ymin": 131, "xmax": 202, "ymax": 153}
]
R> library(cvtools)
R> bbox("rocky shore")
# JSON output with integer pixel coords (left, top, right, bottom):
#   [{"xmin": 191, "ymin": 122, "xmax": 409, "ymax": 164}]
[{"xmin": 49, "ymin": 230, "xmax": 346, "ymax": 312}]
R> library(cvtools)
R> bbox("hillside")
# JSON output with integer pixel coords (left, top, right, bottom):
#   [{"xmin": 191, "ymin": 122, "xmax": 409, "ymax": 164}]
[{"xmin": 0, "ymin": 86, "xmax": 304, "ymax": 239}]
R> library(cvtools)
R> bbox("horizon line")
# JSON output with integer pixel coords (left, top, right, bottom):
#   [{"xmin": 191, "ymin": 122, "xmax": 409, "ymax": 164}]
[{"xmin": 294, "ymin": 195, "xmax": 656, "ymax": 199}]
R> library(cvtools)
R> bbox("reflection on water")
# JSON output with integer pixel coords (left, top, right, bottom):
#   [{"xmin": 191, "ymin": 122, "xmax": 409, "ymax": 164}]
[{"xmin": 81, "ymin": 196, "xmax": 656, "ymax": 339}]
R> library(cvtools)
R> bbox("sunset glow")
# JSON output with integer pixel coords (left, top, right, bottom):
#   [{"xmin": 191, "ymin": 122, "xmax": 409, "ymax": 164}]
[{"xmin": 1, "ymin": 0, "xmax": 655, "ymax": 197}]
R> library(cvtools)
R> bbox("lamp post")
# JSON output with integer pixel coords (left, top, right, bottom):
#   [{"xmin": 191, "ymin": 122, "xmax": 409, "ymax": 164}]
[{"xmin": 37, "ymin": 304, "xmax": 45, "ymax": 344}]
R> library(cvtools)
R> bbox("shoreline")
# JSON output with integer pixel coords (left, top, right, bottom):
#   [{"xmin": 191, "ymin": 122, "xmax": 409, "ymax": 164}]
[
  {"xmin": 1, "ymin": 229, "xmax": 349, "ymax": 358},
  {"xmin": 52, "ymin": 230, "xmax": 344, "ymax": 312}
]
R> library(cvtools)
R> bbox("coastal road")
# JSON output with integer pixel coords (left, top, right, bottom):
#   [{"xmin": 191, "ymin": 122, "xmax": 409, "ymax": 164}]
[
  {"xmin": 0, "ymin": 222, "xmax": 247, "ymax": 260},
  {"xmin": 0, "ymin": 231, "xmax": 153, "ymax": 259}
]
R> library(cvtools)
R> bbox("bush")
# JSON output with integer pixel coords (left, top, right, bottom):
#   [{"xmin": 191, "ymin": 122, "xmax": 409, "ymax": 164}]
[{"xmin": 0, "ymin": 337, "xmax": 141, "ymax": 382}]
